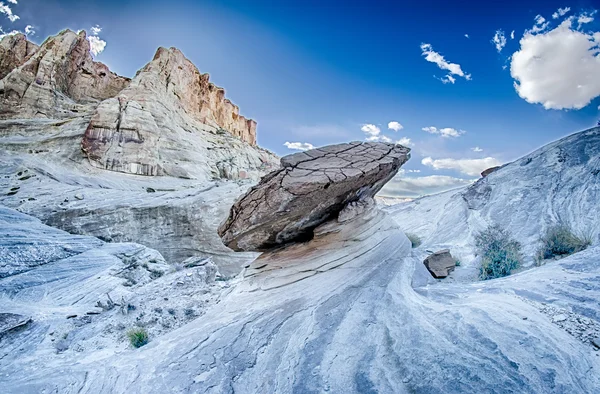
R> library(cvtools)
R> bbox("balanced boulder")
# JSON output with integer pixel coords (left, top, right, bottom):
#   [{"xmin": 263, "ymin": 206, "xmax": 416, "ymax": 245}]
[
  {"xmin": 218, "ymin": 141, "xmax": 410, "ymax": 251},
  {"xmin": 423, "ymin": 249, "xmax": 456, "ymax": 278}
]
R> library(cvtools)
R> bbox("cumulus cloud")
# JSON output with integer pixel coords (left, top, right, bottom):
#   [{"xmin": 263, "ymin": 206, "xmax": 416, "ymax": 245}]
[
  {"xmin": 465, "ymin": 34, "xmax": 469, "ymax": 38},
  {"xmin": 87, "ymin": 25, "xmax": 107, "ymax": 56},
  {"xmin": 491, "ymin": 30, "xmax": 507, "ymax": 52},
  {"xmin": 24, "ymin": 24, "xmax": 34, "ymax": 35},
  {"xmin": 420, "ymin": 43, "xmax": 471, "ymax": 83},
  {"xmin": 422, "ymin": 156, "xmax": 501, "ymax": 176},
  {"xmin": 90, "ymin": 25, "xmax": 102, "ymax": 35},
  {"xmin": 388, "ymin": 121, "xmax": 403, "ymax": 132},
  {"xmin": 88, "ymin": 35, "xmax": 106, "ymax": 56},
  {"xmin": 552, "ymin": 7, "xmax": 571, "ymax": 19},
  {"xmin": 577, "ymin": 11, "xmax": 596, "ymax": 26},
  {"xmin": 395, "ymin": 137, "xmax": 412, "ymax": 146},
  {"xmin": 284, "ymin": 141, "xmax": 315, "ymax": 151},
  {"xmin": 421, "ymin": 126, "xmax": 465, "ymax": 138},
  {"xmin": 438, "ymin": 74, "xmax": 456, "ymax": 84},
  {"xmin": 379, "ymin": 175, "xmax": 475, "ymax": 198},
  {"xmin": 511, "ymin": 30, "xmax": 515, "ymax": 39},
  {"xmin": 0, "ymin": 1, "xmax": 19, "ymax": 22},
  {"xmin": 360, "ymin": 123, "xmax": 392, "ymax": 142},
  {"xmin": 7, "ymin": 0, "xmax": 16, "ymax": 4},
  {"xmin": 361, "ymin": 124, "xmax": 380, "ymax": 137},
  {"xmin": 527, "ymin": 14, "xmax": 550, "ymax": 34},
  {"xmin": 471, "ymin": 146, "xmax": 483, "ymax": 152},
  {"xmin": 511, "ymin": 17, "xmax": 600, "ymax": 110}
]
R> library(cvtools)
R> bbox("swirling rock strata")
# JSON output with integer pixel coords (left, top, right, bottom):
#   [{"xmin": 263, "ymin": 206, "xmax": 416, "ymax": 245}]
[{"xmin": 218, "ymin": 141, "xmax": 411, "ymax": 251}]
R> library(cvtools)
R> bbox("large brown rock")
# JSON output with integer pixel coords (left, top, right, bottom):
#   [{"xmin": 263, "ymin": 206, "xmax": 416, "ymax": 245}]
[
  {"xmin": 0, "ymin": 33, "xmax": 38, "ymax": 80},
  {"xmin": 0, "ymin": 29, "xmax": 130, "ymax": 118},
  {"xmin": 423, "ymin": 249, "xmax": 456, "ymax": 278},
  {"xmin": 218, "ymin": 142, "xmax": 411, "ymax": 251}
]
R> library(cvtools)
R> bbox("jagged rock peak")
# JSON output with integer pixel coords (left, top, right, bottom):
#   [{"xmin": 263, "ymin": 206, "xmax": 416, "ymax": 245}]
[
  {"xmin": 0, "ymin": 29, "xmax": 130, "ymax": 118},
  {"xmin": 218, "ymin": 141, "xmax": 411, "ymax": 251},
  {"xmin": 136, "ymin": 46, "xmax": 256, "ymax": 145},
  {"xmin": 0, "ymin": 33, "xmax": 38, "ymax": 80}
]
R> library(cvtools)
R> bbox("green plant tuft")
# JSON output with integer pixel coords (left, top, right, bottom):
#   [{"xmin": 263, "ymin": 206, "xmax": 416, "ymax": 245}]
[
  {"xmin": 475, "ymin": 224, "xmax": 522, "ymax": 280},
  {"xmin": 536, "ymin": 224, "xmax": 591, "ymax": 262},
  {"xmin": 127, "ymin": 328, "xmax": 149, "ymax": 348}
]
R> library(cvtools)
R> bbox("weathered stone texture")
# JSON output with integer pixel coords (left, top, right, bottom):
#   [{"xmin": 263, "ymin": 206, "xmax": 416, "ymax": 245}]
[{"xmin": 218, "ymin": 141, "xmax": 410, "ymax": 251}]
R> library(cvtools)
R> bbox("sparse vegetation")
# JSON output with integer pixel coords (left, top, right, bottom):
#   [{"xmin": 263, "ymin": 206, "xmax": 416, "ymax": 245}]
[
  {"xmin": 406, "ymin": 233, "xmax": 422, "ymax": 248},
  {"xmin": 127, "ymin": 327, "xmax": 149, "ymax": 348},
  {"xmin": 475, "ymin": 224, "xmax": 522, "ymax": 280},
  {"xmin": 536, "ymin": 224, "xmax": 591, "ymax": 263}
]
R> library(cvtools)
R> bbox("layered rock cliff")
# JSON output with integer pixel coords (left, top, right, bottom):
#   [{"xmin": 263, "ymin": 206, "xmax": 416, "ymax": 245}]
[
  {"xmin": 0, "ymin": 33, "xmax": 38, "ymax": 80},
  {"xmin": 81, "ymin": 46, "xmax": 261, "ymax": 177},
  {"xmin": 0, "ymin": 29, "xmax": 278, "ymax": 272},
  {"xmin": 0, "ymin": 30, "xmax": 130, "ymax": 118}
]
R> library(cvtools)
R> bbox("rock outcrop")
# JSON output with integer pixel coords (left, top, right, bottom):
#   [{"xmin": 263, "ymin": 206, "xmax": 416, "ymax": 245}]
[
  {"xmin": 218, "ymin": 142, "xmax": 410, "ymax": 251},
  {"xmin": 81, "ymin": 47, "xmax": 266, "ymax": 178},
  {"xmin": 423, "ymin": 249, "xmax": 456, "ymax": 278},
  {"xmin": 0, "ymin": 30, "xmax": 130, "ymax": 118},
  {"xmin": 481, "ymin": 165, "xmax": 501, "ymax": 177},
  {"xmin": 0, "ymin": 34, "xmax": 38, "ymax": 80}
]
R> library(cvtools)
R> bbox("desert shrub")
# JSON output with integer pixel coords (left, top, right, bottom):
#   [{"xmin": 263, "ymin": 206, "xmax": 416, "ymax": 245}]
[
  {"xmin": 475, "ymin": 224, "xmax": 522, "ymax": 280},
  {"xmin": 127, "ymin": 328, "xmax": 149, "ymax": 348},
  {"xmin": 406, "ymin": 233, "xmax": 422, "ymax": 248},
  {"xmin": 536, "ymin": 224, "xmax": 591, "ymax": 261}
]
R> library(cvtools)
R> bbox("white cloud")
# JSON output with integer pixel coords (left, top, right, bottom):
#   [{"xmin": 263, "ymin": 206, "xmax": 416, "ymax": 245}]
[
  {"xmin": 492, "ymin": 30, "xmax": 507, "ymax": 52},
  {"xmin": 465, "ymin": 34, "xmax": 469, "ymax": 38},
  {"xmin": 438, "ymin": 75, "xmax": 456, "ymax": 84},
  {"xmin": 422, "ymin": 156, "xmax": 501, "ymax": 176},
  {"xmin": 527, "ymin": 14, "xmax": 550, "ymax": 34},
  {"xmin": 388, "ymin": 121, "xmax": 403, "ymax": 132},
  {"xmin": 0, "ymin": 27, "xmax": 19, "ymax": 40},
  {"xmin": 420, "ymin": 43, "xmax": 471, "ymax": 83},
  {"xmin": 24, "ymin": 25, "xmax": 34, "ymax": 36},
  {"xmin": 361, "ymin": 124, "xmax": 380, "ymax": 137},
  {"xmin": 552, "ymin": 7, "xmax": 571, "ymax": 19},
  {"xmin": 578, "ymin": 12, "xmax": 596, "ymax": 26},
  {"xmin": 511, "ymin": 30, "xmax": 515, "ymax": 39},
  {"xmin": 284, "ymin": 141, "xmax": 315, "ymax": 151},
  {"xmin": 471, "ymin": 146, "xmax": 483, "ymax": 152},
  {"xmin": 7, "ymin": 0, "xmax": 16, "ymax": 4},
  {"xmin": 87, "ymin": 35, "xmax": 106, "ymax": 56},
  {"xmin": 0, "ymin": 2, "xmax": 19, "ymax": 22},
  {"xmin": 421, "ymin": 126, "xmax": 465, "ymax": 138},
  {"xmin": 86, "ymin": 25, "xmax": 107, "ymax": 56},
  {"xmin": 379, "ymin": 175, "xmax": 475, "ymax": 198},
  {"xmin": 395, "ymin": 137, "xmax": 412, "ymax": 146},
  {"xmin": 511, "ymin": 18, "xmax": 600, "ymax": 110},
  {"xmin": 367, "ymin": 135, "xmax": 392, "ymax": 143},
  {"xmin": 90, "ymin": 25, "xmax": 102, "ymax": 35}
]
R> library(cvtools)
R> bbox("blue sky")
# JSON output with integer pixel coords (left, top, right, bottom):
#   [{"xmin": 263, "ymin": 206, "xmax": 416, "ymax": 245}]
[{"xmin": 2, "ymin": 0, "xmax": 600, "ymax": 197}]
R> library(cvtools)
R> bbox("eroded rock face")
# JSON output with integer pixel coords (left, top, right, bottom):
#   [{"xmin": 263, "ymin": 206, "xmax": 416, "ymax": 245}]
[
  {"xmin": 481, "ymin": 166, "xmax": 501, "ymax": 177},
  {"xmin": 423, "ymin": 249, "xmax": 456, "ymax": 278},
  {"xmin": 0, "ymin": 29, "xmax": 130, "ymax": 118},
  {"xmin": 218, "ymin": 142, "xmax": 410, "ymax": 251},
  {"xmin": 82, "ymin": 47, "xmax": 266, "ymax": 178},
  {"xmin": 0, "ymin": 34, "xmax": 38, "ymax": 80}
]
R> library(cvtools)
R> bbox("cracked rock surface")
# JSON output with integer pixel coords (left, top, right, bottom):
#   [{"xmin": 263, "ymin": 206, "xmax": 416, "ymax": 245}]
[{"xmin": 218, "ymin": 141, "xmax": 410, "ymax": 251}]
